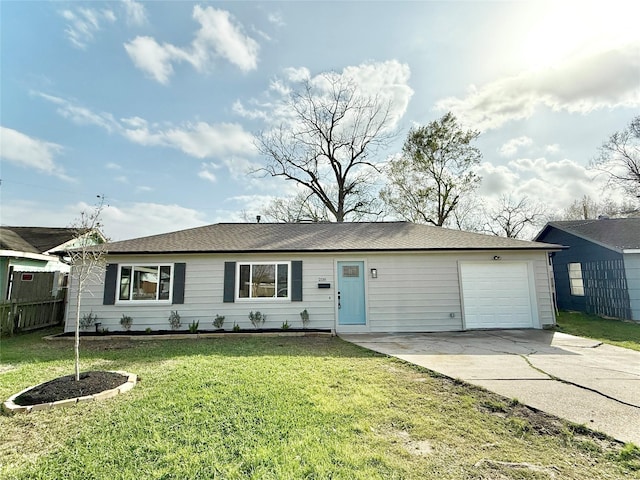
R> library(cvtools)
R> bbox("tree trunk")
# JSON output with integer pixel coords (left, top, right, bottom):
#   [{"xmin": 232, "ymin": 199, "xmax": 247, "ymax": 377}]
[{"xmin": 74, "ymin": 278, "xmax": 81, "ymax": 381}]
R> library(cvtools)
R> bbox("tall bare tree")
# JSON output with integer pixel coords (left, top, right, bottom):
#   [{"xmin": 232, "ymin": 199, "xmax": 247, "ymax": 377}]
[
  {"xmin": 262, "ymin": 192, "xmax": 331, "ymax": 223},
  {"xmin": 380, "ymin": 112, "xmax": 482, "ymax": 226},
  {"xmin": 68, "ymin": 196, "xmax": 107, "ymax": 381},
  {"xmin": 592, "ymin": 115, "xmax": 640, "ymax": 200},
  {"xmin": 256, "ymin": 74, "xmax": 394, "ymax": 222},
  {"xmin": 483, "ymin": 195, "xmax": 545, "ymax": 239}
]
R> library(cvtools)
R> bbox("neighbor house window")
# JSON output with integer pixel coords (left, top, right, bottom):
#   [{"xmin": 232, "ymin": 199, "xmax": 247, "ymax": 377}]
[
  {"xmin": 237, "ymin": 262, "xmax": 289, "ymax": 299},
  {"xmin": 568, "ymin": 263, "xmax": 584, "ymax": 296},
  {"xmin": 118, "ymin": 265, "xmax": 173, "ymax": 302}
]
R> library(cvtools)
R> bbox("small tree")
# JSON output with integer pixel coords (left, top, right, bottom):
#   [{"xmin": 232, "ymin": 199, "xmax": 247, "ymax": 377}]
[
  {"xmin": 381, "ymin": 112, "xmax": 482, "ymax": 227},
  {"xmin": 68, "ymin": 195, "xmax": 107, "ymax": 381}
]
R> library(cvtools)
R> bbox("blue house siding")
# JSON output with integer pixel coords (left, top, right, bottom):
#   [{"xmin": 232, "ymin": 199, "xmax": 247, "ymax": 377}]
[
  {"xmin": 538, "ymin": 228, "xmax": 632, "ymax": 319},
  {"xmin": 623, "ymin": 253, "xmax": 640, "ymax": 321}
]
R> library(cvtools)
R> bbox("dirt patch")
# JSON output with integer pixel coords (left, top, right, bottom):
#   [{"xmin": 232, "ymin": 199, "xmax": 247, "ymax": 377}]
[
  {"xmin": 13, "ymin": 371, "xmax": 128, "ymax": 406},
  {"xmin": 0, "ymin": 364, "xmax": 16, "ymax": 374},
  {"xmin": 396, "ymin": 430, "xmax": 433, "ymax": 456}
]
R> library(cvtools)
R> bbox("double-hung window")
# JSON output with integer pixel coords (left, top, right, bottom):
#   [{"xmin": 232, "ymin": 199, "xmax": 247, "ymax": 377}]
[
  {"xmin": 237, "ymin": 262, "xmax": 289, "ymax": 299},
  {"xmin": 568, "ymin": 263, "xmax": 584, "ymax": 296},
  {"xmin": 118, "ymin": 264, "xmax": 173, "ymax": 302}
]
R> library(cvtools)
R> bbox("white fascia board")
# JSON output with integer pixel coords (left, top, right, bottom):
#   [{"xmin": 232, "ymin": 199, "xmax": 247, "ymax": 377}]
[
  {"xmin": 0, "ymin": 250, "xmax": 60, "ymax": 263},
  {"xmin": 623, "ymin": 249, "xmax": 640, "ymax": 254}
]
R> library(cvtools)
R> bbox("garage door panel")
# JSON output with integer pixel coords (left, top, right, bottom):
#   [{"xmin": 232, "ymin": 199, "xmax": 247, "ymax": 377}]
[{"xmin": 461, "ymin": 262, "xmax": 534, "ymax": 329}]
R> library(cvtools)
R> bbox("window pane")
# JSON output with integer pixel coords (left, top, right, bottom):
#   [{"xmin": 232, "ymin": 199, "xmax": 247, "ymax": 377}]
[
  {"xmin": 159, "ymin": 266, "xmax": 171, "ymax": 300},
  {"xmin": 132, "ymin": 266, "xmax": 159, "ymax": 300},
  {"xmin": 569, "ymin": 263, "xmax": 584, "ymax": 296},
  {"xmin": 239, "ymin": 265, "xmax": 250, "ymax": 298},
  {"xmin": 343, "ymin": 265, "xmax": 359, "ymax": 277},
  {"xmin": 252, "ymin": 264, "xmax": 275, "ymax": 297},
  {"xmin": 119, "ymin": 267, "xmax": 131, "ymax": 300},
  {"xmin": 277, "ymin": 264, "xmax": 288, "ymax": 298}
]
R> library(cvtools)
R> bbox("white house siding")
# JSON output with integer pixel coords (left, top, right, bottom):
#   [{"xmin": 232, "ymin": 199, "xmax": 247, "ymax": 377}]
[
  {"xmin": 623, "ymin": 253, "xmax": 640, "ymax": 321},
  {"xmin": 64, "ymin": 250, "xmax": 555, "ymax": 333},
  {"xmin": 65, "ymin": 253, "xmax": 336, "ymax": 333},
  {"xmin": 364, "ymin": 251, "xmax": 554, "ymax": 332}
]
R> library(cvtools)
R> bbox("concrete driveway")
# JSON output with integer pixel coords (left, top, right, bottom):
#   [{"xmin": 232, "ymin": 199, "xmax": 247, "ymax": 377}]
[{"xmin": 341, "ymin": 330, "xmax": 640, "ymax": 445}]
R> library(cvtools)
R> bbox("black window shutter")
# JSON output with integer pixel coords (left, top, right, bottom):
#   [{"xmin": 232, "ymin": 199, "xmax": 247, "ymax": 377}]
[
  {"xmin": 172, "ymin": 263, "xmax": 186, "ymax": 304},
  {"xmin": 223, "ymin": 262, "xmax": 236, "ymax": 303},
  {"xmin": 103, "ymin": 263, "xmax": 118, "ymax": 305},
  {"xmin": 291, "ymin": 261, "xmax": 303, "ymax": 302}
]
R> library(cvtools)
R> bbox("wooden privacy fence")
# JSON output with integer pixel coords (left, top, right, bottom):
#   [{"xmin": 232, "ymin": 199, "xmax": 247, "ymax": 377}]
[{"xmin": 0, "ymin": 295, "xmax": 66, "ymax": 336}]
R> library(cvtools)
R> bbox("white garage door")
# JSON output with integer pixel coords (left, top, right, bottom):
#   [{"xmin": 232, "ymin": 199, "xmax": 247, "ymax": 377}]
[{"xmin": 460, "ymin": 262, "xmax": 534, "ymax": 329}]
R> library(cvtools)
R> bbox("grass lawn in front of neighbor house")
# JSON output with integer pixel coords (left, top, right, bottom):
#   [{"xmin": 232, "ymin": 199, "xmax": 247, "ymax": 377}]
[
  {"xmin": 1, "ymin": 328, "xmax": 639, "ymax": 479},
  {"xmin": 556, "ymin": 311, "xmax": 640, "ymax": 352}
]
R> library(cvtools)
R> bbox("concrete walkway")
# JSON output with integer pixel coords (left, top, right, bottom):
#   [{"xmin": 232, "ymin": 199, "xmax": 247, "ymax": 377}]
[{"xmin": 341, "ymin": 330, "xmax": 640, "ymax": 445}]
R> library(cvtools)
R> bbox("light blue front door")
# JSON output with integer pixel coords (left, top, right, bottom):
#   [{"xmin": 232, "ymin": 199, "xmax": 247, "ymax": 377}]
[{"xmin": 338, "ymin": 261, "xmax": 366, "ymax": 325}]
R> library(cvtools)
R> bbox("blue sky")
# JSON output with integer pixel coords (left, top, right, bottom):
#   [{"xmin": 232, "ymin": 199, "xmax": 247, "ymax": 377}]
[{"xmin": 1, "ymin": 0, "xmax": 639, "ymax": 240}]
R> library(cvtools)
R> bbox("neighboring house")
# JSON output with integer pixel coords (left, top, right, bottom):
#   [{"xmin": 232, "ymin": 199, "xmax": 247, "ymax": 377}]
[
  {"xmin": 535, "ymin": 218, "xmax": 640, "ymax": 321},
  {"xmin": 0, "ymin": 227, "xmax": 105, "ymax": 300},
  {"xmin": 64, "ymin": 222, "xmax": 561, "ymax": 334}
]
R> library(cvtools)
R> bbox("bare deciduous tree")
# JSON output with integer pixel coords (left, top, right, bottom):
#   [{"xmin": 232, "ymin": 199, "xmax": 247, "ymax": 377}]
[
  {"xmin": 558, "ymin": 195, "xmax": 638, "ymax": 220},
  {"xmin": 592, "ymin": 116, "xmax": 640, "ymax": 200},
  {"xmin": 380, "ymin": 112, "xmax": 482, "ymax": 226},
  {"xmin": 262, "ymin": 192, "xmax": 331, "ymax": 223},
  {"xmin": 256, "ymin": 74, "xmax": 394, "ymax": 222},
  {"xmin": 68, "ymin": 195, "xmax": 107, "ymax": 381},
  {"xmin": 483, "ymin": 195, "xmax": 545, "ymax": 239}
]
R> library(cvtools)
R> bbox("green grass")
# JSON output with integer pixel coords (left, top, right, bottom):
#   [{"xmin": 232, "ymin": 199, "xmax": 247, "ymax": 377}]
[
  {"xmin": 556, "ymin": 311, "xmax": 640, "ymax": 352},
  {"xmin": 1, "ymin": 328, "xmax": 638, "ymax": 479}
]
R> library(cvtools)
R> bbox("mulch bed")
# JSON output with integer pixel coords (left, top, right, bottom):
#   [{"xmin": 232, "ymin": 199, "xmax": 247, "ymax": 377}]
[
  {"xmin": 54, "ymin": 328, "xmax": 331, "ymax": 337},
  {"xmin": 13, "ymin": 371, "xmax": 128, "ymax": 406}
]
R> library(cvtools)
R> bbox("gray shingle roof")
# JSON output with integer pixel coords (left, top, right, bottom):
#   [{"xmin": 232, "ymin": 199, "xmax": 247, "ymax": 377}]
[
  {"xmin": 102, "ymin": 222, "xmax": 561, "ymax": 254},
  {"xmin": 0, "ymin": 227, "xmax": 80, "ymax": 253},
  {"xmin": 538, "ymin": 218, "xmax": 640, "ymax": 251}
]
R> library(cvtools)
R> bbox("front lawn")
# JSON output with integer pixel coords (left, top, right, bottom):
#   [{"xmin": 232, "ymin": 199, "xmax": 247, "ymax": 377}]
[
  {"xmin": 556, "ymin": 311, "xmax": 640, "ymax": 352},
  {"xmin": 1, "ymin": 328, "xmax": 638, "ymax": 479}
]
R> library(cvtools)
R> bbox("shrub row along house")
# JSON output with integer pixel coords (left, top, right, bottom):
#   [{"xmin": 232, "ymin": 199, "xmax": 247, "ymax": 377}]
[
  {"xmin": 64, "ymin": 222, "xmax": 563, "ymax": 334},
  {"xmin": 536, "ymin": 217, "xmax": 640, "ymax": 322}
]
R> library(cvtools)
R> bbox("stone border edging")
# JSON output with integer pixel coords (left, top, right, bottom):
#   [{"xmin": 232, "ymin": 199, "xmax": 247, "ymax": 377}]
[
  {"xmin": 44, "ymin": 332, "xmax": 334, "ymax": 341},
  {"xmin": 2, "ymin": 371, "xmax": 137, "ymax": 415}
]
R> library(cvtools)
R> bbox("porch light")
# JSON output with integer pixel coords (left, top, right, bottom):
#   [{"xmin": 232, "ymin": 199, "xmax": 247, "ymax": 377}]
[{"xmin": 370, "ymin": 268, "xmax": 378, "ymax": 278}]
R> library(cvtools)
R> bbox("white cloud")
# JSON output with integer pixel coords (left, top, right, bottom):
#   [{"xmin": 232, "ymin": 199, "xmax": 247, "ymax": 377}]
[
  {"xmin": 35, "ymin": 92, "xmax": 257, "ymax": 164},
  {"xmin": 267, "ymin": 12, "xmax": 285, "ymax": 27},
  {"xmin": 106, "ymin": 162, "xmax": 122, "ymax": 170},
  {"xmin": 99, "ymin": 202, "xmax": 208, "ymax": 240},
  {"xmin": 436, "ymin": 43, "xmax": 640, "ymax": 130},
  {"xmin": 235, "ymin": 60, "xmax": 414, "ymax": 133},
  {"xmin": 198, "ymin": 162, "xmax": 220, "ymax": 183},
  {"xmin": 0, "ymin": 126, "xmax": 71, "ymax": 180},
  {"xmin": 122, "ymin": 0, "xmax": 147, "ymax": 26},
  {"xmin": 60, "ymin": 7, "xmax": 116, "ymax": 49},
  {"xmin": 122, "ymin": 120, "xmax": 257, "ymax": 160},
  {"xmin": 476, "ymin": 157, "xmax": 624, "ymax": 219},
  {"xmin": 124, "ymin": 6, "xmax": 259, "ymax": 84},
  {"xmin": 1, "ymin": 200, "xmax": 207, "ymax": 241},
  {"xmin": 33, "ymin": 92, "xmax": 120, "ymax": 133},
  {"xmin": 499, "ymin": 136, "xmax": 533, "ymax": 157},
  {"xmin": 545, "ymin": 144, "xmax": 560, "ymax": 154}
]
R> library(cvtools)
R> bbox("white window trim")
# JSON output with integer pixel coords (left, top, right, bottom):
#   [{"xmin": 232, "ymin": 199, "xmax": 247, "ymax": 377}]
[
  {"xmin": 235, "ymin": 261, "xmax": 291, "ymax": 301},
  {"xmin": 568, "ymin": 262, "xmax": 584, "ymax": 297},
  {"xmin": 115, "ymin": 263, "xmax": 174, "ymax": 304}
]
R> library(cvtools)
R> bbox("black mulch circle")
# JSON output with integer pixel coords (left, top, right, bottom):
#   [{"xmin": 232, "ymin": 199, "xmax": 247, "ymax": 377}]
[{"xmin": 13, "ymin": 371, "xmax": 128, "ymax": 406}]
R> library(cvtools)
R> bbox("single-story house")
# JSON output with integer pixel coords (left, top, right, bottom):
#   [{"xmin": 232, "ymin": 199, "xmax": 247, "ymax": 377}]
[
  {"xmin": 0, "ymin": 227, "xmax": 105, "ymax": 300},
  {"xmin": 535, "ymin": 218, "xmax": 640, "ymax": 321},
  {"xmin": 64, "ymin": 222, "xmax": 562, "ymax": 334}
]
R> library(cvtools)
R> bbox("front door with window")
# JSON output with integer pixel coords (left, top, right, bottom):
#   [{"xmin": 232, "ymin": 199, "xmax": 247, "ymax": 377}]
[{"xmin": 337, "ymin": 261, "xmax": 366, "ymax": 325}]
